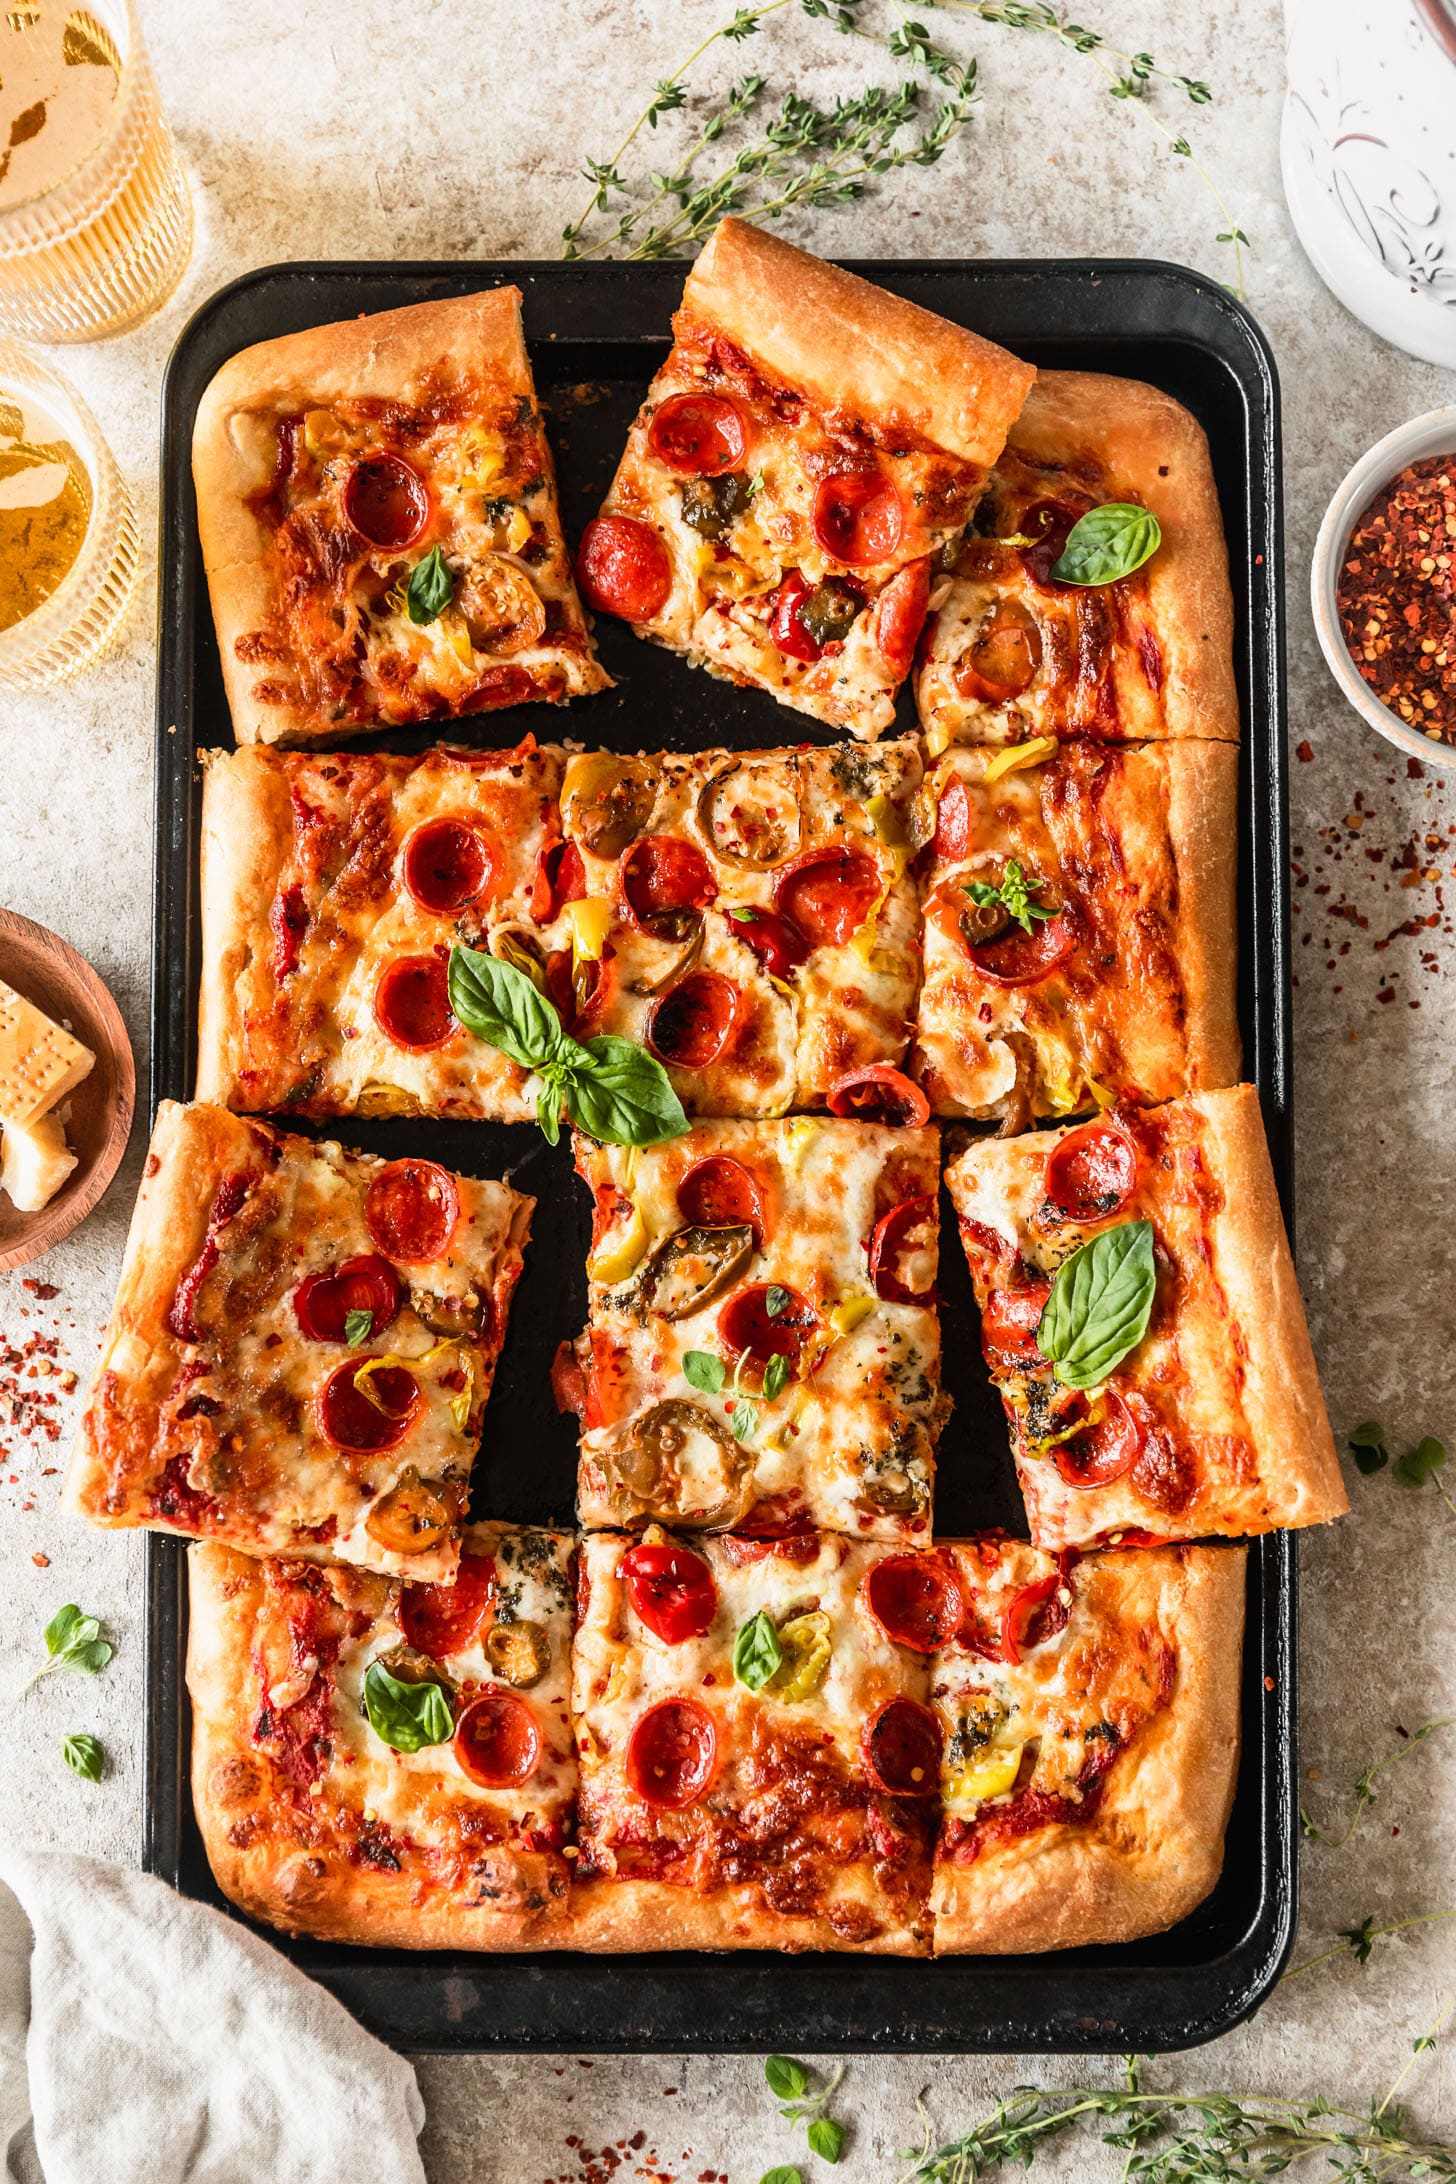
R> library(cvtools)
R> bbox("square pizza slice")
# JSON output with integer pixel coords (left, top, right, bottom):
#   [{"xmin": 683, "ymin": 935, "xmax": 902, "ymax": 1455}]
[
  {"xmin": 945, "ymin": 1087, "xmax": 1347, "ymax": 1551},
  {"xmin": 196, "ymin": 737, "xmax": 575, "ymax": 1121},
  {"xmin": 929, "ymin": 1537, "xmax": 1244, "ymax": 1952},
  {"xmin": 568, "ymin": 1528, "xmax": 939, "ymax": 1952},
  {"xmin": 576, "ymin": 217, "xmax": 1034, "ymax": 739},
  {"xmin": 192, "ymin": 287, "xmax": 608, "ymax": 746},
  {"xmin": 187, "ymin": 1525, "xmax": 576, "ymax": 1949},
  {"xmin": 65, "ymin": 1102, "xmax": 532, "ymax": 1583},
  {"xmin": 564, "ymin": 1119, "xmax": 948, "ymax": 1544},
  {"xmin": 912, "ymin": 738, "xmax": 1240, "ymax": 1124},
  {"xmin": 553, "ymin": 740, "xmax": 924, "ymax": 1116},
  {"xmin": 916, "ymin": 371, "xmax": 1238, "ymax": 752}
]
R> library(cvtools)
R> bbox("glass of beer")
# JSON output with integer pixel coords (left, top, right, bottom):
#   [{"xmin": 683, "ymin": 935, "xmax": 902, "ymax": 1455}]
[{"xmin": 0, "ymin": 2, "xmax": 192, "ymax": 343}]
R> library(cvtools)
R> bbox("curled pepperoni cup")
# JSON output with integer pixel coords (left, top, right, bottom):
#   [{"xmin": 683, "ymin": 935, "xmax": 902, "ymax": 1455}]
[
  {"xmin": 933, "ymin": 778, "xmax": 970, "ymax": 864},
  {"xmin": 1044, "ymin": 1121, "xmax": 1138, "ymax": 1224},
  {"xmin": 773, "ymin": 846, "xmax": 881, "ymax": 951},
  {"xmin": 625, "ymin": 1697, "xmax": 718, "ymax": 1809},
  {"xmin": 294, "ymin": 1254, "xmax": 402, "ymax": 1345},
  {"xmin": 861, "ymin": 1696, "xmax": 942, "ymax": 1796},
  {"xmin": 813, "ymin": 469, "xmax": 905, "ymax": 567},
  {"xmin": 576, "ymin": 515, "xmax": 672, "ymax": 623},
  {"xmin": 453, "ymin": 1689, "xmax": 543, "ymax": 1789},
  {"xmin": 870, "ymin": 557, "xmax": 931, "ymax": 679},
  {"xmin": 403, "ymin": 820, "xmax": 495, "ymax": 916},
  {"xmin": 966, "ymin": 911, "xmax": 1075, "ymax": 987},
  {"xmin": 718, "ymin": 1282, "xmax": 816, "ymax": 1377},
  {"xmin": 318, "ymin": 1360, "xmax": 421, "ymax": 1453},
  {"xmin": 826, "ymin": 1065, "xmax": 931, "ymax": 1131},
  {"xmin": 343, "ymin": 453, "xmax": 429, "ymax": 550},
  {"xmin": 863, "ymin": 1553, "xmax": 965, "ymax": 1653},
  {"xmin": 373, "ymin": 955, "xmax": 458, "ymax": 1052},
  {"xmin": 868, "ymin": 1194, "xmax": 938, "ymax": 1305},
  {"xmin": 365, "ymin": 1158, "xmax": 461, "ymax": 1264},
  {"xmin": 647, "ymin": 391, "xmax": 746, "ymax": 475},
  {"xmin": 676, "ymin": 1154, "xmax": 765, "ymax": 1244},
  {"xmin": 645, "ymin": 970, "xmax": 743, "ymax": 1071},
  {"xmin": 953, "ymin": 598, "xmax": 1043, "ymax": 704},
  {"xmin": 620, "ymin": 1541, "xmax": 718, "ymax": 1645},
  {"xmin": 399, "ymin": 1550, "xmax": 498, "ymax": 1658},
  {"xmin": 724, "ymin": 907, "xmax": 808, "ymax": 982},
  {"xmin": 978, "ymin": 1279, "xmax": 1050, "ymax": 1373},
  {"xmin": 531, "ymin": 836, "xmax": 587, "ymax": 923},
  {"xmin": 1001, "ymin": 1572, "xmax": 1070, "ymax": 1665},
  {"xmin": 1052, "ymin": 1390, "xmax": 1143, "ymax": 1490},
  {"xmin": 620, "ymin": 835, "xmax": 718, "ymax": 940}
]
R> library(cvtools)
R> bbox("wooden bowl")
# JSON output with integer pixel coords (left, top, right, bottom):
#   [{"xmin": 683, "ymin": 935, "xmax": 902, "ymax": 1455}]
[{"xmin": 0, "ymin": 908, "xmax": 135, "ymax": 1272}]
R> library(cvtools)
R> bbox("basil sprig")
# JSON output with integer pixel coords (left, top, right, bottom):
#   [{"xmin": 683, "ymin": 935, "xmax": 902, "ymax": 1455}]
[
  {"xmin": 405, "ymin": 544, "xmax": 455, "ymax": 625},
  {"xmin": 965, "ymin": 860, "xmax": 1054, "ymax": 937},
  {"xmin": 1036, "ymin": 1220, "xmax": 1156, "ymax": 1390},
  {"xmin": 363, "ymin": 1660, "xmax": 455, "ymax": 1754},
  {"xmin": 1050, "ymin": 502, "xmax": 1162, "ymax": 587},
  {"xmin": 447, "ymin": 946, "xmax": 686, "ymax": 1148},
  {"xmin": 63, "ymin": 1732, "xmax": 105, "ymax": 1782},
  {"xmin": 734, "ymin": 1609, "xmax": 783, "ymax": 1693},
  {"xmin": 20, "ymin": 1604, "xmax": 114, "ymax": 1697}
]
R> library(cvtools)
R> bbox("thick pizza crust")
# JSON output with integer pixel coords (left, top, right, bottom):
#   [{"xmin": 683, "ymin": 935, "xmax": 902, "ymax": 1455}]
[
  {"xmin": 562, "ymin": 1877, "xmax": 925, "ymax": 1955},
  {"xmin": 195, "ymin": 746, "xmax": 292, "ymax": 1105},
  {"xmin": 1165, "ymin": 740, "xmax": 1242, "ymax": 1091},
  {"xmin": 932, "ymin": 1544, "xmax": 1245, "ymax": 1953},
  {"xmin": 685, "ymin": 220, "xmax": 1035, "ymax": 466}
]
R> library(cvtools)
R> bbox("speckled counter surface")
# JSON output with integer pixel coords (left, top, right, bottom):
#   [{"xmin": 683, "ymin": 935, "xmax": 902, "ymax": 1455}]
[{"xmin": 1, "ymin": 2, "xmax": 1452, "ymax": 2176}]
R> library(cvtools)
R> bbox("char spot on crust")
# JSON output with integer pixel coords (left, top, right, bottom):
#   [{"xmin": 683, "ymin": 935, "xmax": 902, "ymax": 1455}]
[
  {"xmin": 210, "ymin": 1755, "xmax": 264, "ymax": 1807},
  {"xmin": 277, "ymin": 1855, "xmax": 329, "ymax": 1908}
]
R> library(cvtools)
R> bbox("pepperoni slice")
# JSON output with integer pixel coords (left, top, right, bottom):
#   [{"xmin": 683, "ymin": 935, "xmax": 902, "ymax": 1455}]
[
  {"xmin": 718, "ymin": 1282, "xmax": 816, "ymax": 1375},
  {"xmin": 551, "ymin": 1336, "xmax": 588, "ymax": 1422},
  {"xmin": 868, "ymin": 1195, "xmax": 937, "ymax": 1304},
  {"xmin": 826, "ymin": 1065, "xmax": 931, "ymax": 1130},
  {"xmin": 769, "ymin": 571, "xmax": 823, "ymax": 664},
  {"xmin": 294, "ymin": 1254, "xmax": 402, "ymax": 1345},
  {"xmin": 676, "ymin": 1155, "xmax": 765, "ymax": 1243},
  {"xmin": 647, "ymin": 391, "xmax": 746, "ymax": 475},
  {"xmin": 462, "ymin": 665, "xmax": 534, "ymax": 713},
  {"xmin": 576, "ymin": 515, "xmax": 672, "ymax": 622},
  {"xmin": 620, "ymin": 836, "xmax": 718, "ymax": 937},
  {"xmin": 318, "ymin": 1359, "xmax": 421, "ymax": 1452},
  {"xmin": 403, "ymin": 819, "xmax": 495, "ymax": 915},
  {"xmin": 813, "ymin": 470, "xmax": 904, "ymax": 566},
  {"xmin": 724, "ymin": 907, "xmax": 809, "ymax": 980},
  {"xmin": 1019, "ymin": 498, "xmax": 1087, "ymax": 591},
  {"xmin": 870, "ymin": 557, "xmax": 931, "ymax": 678},
  {"xmin": 1053, "ymin": 1391, "xmax": 1143, "ymax": 1489},
  {"xmin": 979, "ymin": 1279, "xmax": 1050, "ymax": 1371},
  {"xmin": 399, "ymin": 1550, "xmax": 498, "ymax": 1657},
  {"xmin": 953, "ymin": 599, "xmax": 1042, "ymax": 702},
  {"xmin": 620, "ymin": 1542, "xmax": 718, "ymax": 1645},
  {"xmin": 864, "ymin": 1553, "xmax": 965, "ymax": 1652},
  {"xmin": 373, "ymin": 954, "xmax": 458, "ymax": 1051},
  {"xmin": 343, "ymin": 453, "xmax": 429, "ymax": 550},
  {"xmin": 364, "ymin": 1158, "xmax": 460, "ymax": 1263},
  {"xmin": 1045, "ymin": 1121, "xmax": 1138, "ymax": 1224},
  {"xmin": 531, "ymin": 837, "xmax": 586, "ymax": 922},
  {"xmin": 645, "ymin": 971, "xmax": 742, "ymax": 1070},
  {"xmin": 967, "ymin": 912, "xmax": 1075, "ymax": 987},
  {"xmin": 861, "ymin": 1696, "xmax": 941, "ymax": 1795},
  {"xmin": 1002, "ymin": 1571, "xmax": 1070, "ymax": 1664},
  {"xmin": 933, "ymin": 777, "xmax": 970, "ymax": 864},
  {"xmin": 625, "ymin": 1697, "xmax": 718, "ymax": 1809},
  {"xmin": 453, "ymin": 1689, "xmax": 542, "ymax": 1788},
  {"xmin": 773, "ymin": 847, "xmax": 881, "ymax": 950}
]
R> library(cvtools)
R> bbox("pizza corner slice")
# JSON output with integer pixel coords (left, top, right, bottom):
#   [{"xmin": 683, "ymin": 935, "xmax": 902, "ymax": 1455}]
[
  {"xmin": 575, "ymin": 217, "xmax": 1034, "ymax": 740},
  {"xmin": 567, "ymin": 1528, "xmax": 939, "ymax": 1952},
  {"xmin": 192, "ymin": 286, "xmax": 609, "ymax": 747},
  {"xmin": 65, "ymin": 1101, "xmax": 532, "ymax": 1583},
  {"xmin": 562, "ymin": 1119, "xmax": 948, "ymax": 1545},
  {"xmin": 916, "ymin": 370, "xmax": 1239, "ymax": 752},
  {"xmin": 912, "ymin": 737, "xmax": 1241, "ymax": 1123},
  {"xmin": 554, "ymin": 740, "xmax": 925, "ymax": 1115},
  {"xmin": 929, "ymin": 1536, "xmax": 1245, "ymax": 1952},
  {"xmin": 945, "ymin": 1087, "xmax": 1348, "ymax": 1551},
  {"xmin": 187, "ymin": 1525, "xmax": 576, "ymax": 1949}
]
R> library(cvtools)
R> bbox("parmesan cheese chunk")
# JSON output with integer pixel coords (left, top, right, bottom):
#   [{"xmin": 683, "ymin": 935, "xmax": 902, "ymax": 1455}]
[
  {"xmin": 1, "ymin": 1109, "xmax": 77, "ymax": 1212},
  {"xmin": 0, "ymin": 977, "xmax": 94, "ymax": 1132}
]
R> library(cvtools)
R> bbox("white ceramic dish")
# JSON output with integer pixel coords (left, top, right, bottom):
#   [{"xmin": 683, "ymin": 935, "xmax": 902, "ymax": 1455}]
[{"xmin": 1310, "ymin": 403, "xmax": 1456, "ymax": 770}]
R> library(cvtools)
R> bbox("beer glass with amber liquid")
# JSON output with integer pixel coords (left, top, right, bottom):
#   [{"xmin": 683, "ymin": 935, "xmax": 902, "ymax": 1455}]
[{"xmin": 0, "ymin": 1, "xmax": 191, "ymax": 342}]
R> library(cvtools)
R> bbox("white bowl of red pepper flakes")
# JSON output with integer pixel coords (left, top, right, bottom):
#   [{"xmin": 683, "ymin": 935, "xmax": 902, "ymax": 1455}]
[{"xmin": 1312, "ymin": 405, "xmax": 1456, "ymax": 769}]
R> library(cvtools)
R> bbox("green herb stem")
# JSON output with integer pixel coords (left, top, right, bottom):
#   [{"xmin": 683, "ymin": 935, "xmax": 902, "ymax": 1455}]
[{"xmin": 1285, "ymin": 1908, "xmax": 1456, "ymax": 1982}]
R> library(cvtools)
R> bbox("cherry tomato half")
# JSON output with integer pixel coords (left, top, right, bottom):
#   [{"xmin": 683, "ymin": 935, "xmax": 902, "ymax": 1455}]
[
  {"xmin": 647, "ymin": 391, "xmax": 747, "ymax": 475},
  {"xmin": 454, "ymin": 1688, "xmax": 542, "ymax": 1788},
  {"xmin": 576, "ymin": 515, "xmax": 672, "ymax": 622},
  {"xmin": 1044, "ymin": 1121, "xmax": 1138, "ymax": 1224},
  {"xmin": 620, "ymin": 1541, "xmax": 718, "ymax": 1646},
  {"xmin": 343, "ymin": 453, "xmax": 429, "ymax": 550},
  {"xmin": 373, "ymin": 954, "xmax": 458, "ymax": 1051},
  {"xmin": 861, "ymin": 1696, "xmax": 942, "ymax": 1795},
  {"xmin": 676, "ymin": 1155, "xmax": 765, "ymax": 1244},
  {"xmin": 773, "ymin": 847, "xmax": 881, "ymax": 951},
  {"xmin": 769, "ymin": 571, "xmax": 823, "ymax": 664},
  {"xmin": 645, "ymin": 971, "xmax": 743, "ymax": 1070},
  {"xmin": 531, "ymin": 836, "xmax": 587, "ymax": 922},
  {"xmin": 863, "ymin": 1553, "xmax": 965, "ymax": 1652},
  {"xmin": 867, "ymin": 1194, "xmax": 938, "ymax": 1304},
  {"xmin": 294, "ymin": 1254, "xmax": 402, "ymax": 1345},
  {"xmin": 318, "ymin": 1359, "xmax": 421, "ymax": 1453},
  {"xmin": 400, "ymin": 1551, "xmax": 498, "ymax": 1657},
  {"xmin": 364, "ymin": 1158, "xmax": 461, "ymax": 1264},
  {"xmin": 813, "ymin": 470, "xmax": 905, "ymax": 567},
  {"xmin": 625, "ymin": 1697, "xmax": 718, "ymax": 1809},
  {"xmin": 403, "ymin": 819, "xmax": 496, "ymax": 916},
  {"xmin": 826, "ymin": 1065, "xmax": 931, "ymax": 1130}
]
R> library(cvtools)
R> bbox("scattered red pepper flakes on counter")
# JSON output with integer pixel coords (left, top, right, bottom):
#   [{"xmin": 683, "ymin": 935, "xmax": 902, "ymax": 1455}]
[{"xmin": 1337, "ymin": 453, "xmax": 1456, "ymax": 742}]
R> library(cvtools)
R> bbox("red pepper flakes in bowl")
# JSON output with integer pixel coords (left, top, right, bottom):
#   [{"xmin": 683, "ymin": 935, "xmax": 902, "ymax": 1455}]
[{"xmin": 1336, "ymin": 454, "xmax": 1456, "ymax": 743}]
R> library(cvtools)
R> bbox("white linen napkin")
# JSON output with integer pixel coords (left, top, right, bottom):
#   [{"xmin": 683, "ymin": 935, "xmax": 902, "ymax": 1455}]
[{"xmin": 0, "ymin": 1846, "xmax": 426, "ymax": 2184}]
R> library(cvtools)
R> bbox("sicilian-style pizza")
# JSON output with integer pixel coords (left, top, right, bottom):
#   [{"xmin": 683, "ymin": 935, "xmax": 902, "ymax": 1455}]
[
  {"xmin": 562, "ymin": 1120, "xmax": 948, "ymax": 1543},
  {"xmin": 192, "ymin": 287, "xmax": 608, "ymax": 746},
  {"xmin": 946, "ymin": 1087, "xmax": 1347, "ymax": 1551},
  {"xmin": 576, "ymin": 218, "xmax": 1035, "ymax": 739},
  {"xmin": 916, "ymin": 372, "xmax": 1239, "ymax": 752},
  {"xmin": 65, "ymin": 1102, "xmax": 532, "ymax": 1582},
  {"xmin": 912, "ymin": 738, "xmax": 1240, "ymax": 1124},
  {"xmin": 187, "ymin": 1526, "xmax": 577, "ymax": 1948}
]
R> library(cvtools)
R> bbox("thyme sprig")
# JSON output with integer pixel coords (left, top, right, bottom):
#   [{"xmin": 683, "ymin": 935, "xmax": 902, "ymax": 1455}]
[
  {"xmin": 1299, "ymin": 1718, "xmax": 1451, "ymax": 1851},
  {"xmin": 1287, "ymin": 1907, "xmax": 1456, "ymax": 1980}
]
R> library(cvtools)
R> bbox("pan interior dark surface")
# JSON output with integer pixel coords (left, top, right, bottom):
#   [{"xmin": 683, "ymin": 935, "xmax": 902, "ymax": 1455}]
[{"xmin": 148, "ymin": 257, "xmax": 1294, "ymax": 2052}]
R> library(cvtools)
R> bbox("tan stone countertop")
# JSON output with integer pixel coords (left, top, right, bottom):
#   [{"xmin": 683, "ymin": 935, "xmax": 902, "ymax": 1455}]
[{"xmin": 1, "ymin": 1, "xmax": 1453, "ymax": 2175}]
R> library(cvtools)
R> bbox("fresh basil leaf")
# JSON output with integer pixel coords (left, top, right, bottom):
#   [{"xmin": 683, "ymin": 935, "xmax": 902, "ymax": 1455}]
[
  {"xmin": 1037, "ymin": 1220, "xmax": 1156, "ymax": 1390},
  {"xmin": 765, "ymin": 1284, "xmax": 792, "ymax": 1319},
  {"xmin": 565, "ymin": 1035, "xmax": 689, "ymax": 1147},
  {"xmin": 964, "ymin": 862, "xmax": 1053, "ymax": 937},
  {"xmin": 63, "ymin": 1732, "xmax": 104, "ymax": 1782},
  {"xmin": 363, "ymin": 1661, "xmax": 455, "ymax": 1754},
  {"xmin": 807, "ymin": 2118, "xmax": 845, "ymax": 2164},
  {"xmin": 762, "ymin": 1352, "xmax": 791, "ymax": 1401},
  {"xmin": 23, "ymin": 1605, "xmax": 114, "ymax": 1694},
  {"xmin": 1348, "ymin": 1420, "xmax": 1391, "ymax": 1476},
  {"xmin": 734, "ymin": 1610, "xmax": 784, "ymax": 1693},
  {"xmin": 1394, "ymin": 1435, "xmax": 1445, "ymax": 1489},
  {"xmin": 965, "ymin": 881, "xmax": 1002, "ymax": 908},
  {"xmin": 1050, "ymin": 501, "xmax": 1162, "ymax": 587},
  {"xmin": 759, "ymin": 2170, "xmax": 802, "ymax": 2184},
  {"xmin": 537, "ymin": 1075, "xmax": 564, "ymax": 1148},
  {"xmin": 405, "ymin": 544, "xmax": 455, "ymax": 625},
  {"xmin": 344, "ymin": 1308, "xmax": 374, "ymax": 1350},
  {"xmin": 731, "ymin": 1395, "xmax": 758, "ymax": 1443},
  {"xmin": 765, "ymin": 2056, "xmax": 811, "ymax": 2103},
  {"xmin": 683, "ymin": 1350, "xmax": 726, "ymax": 1395},
  {"xmin": 448, "ymin": 945, "xmax": 571, "ymax": 1072}
]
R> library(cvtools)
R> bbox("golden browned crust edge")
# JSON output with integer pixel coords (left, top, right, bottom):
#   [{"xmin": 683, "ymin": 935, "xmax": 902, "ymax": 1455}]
[
  {"xmin": 1164, "ymin": 740, "xmax": 1242, "ymax": 1090},
  {"xmin": 684, "ymin": 218, "xmax": 1035, "ymax": 468},
  {"xmin": 932, "ymin": 1544, "xmax": 1246, "ymax": 1953},
  {"xmin": 1008, "ymin": 371, "xmax": 1239, "ymax": 742},
  {"xmin": 195, "ymin": 748, "xmax": 294, "ymax": 1103},
  {"xmin": 562, "ymin": 1877, "xmax": 927, "ymax": 1955}
]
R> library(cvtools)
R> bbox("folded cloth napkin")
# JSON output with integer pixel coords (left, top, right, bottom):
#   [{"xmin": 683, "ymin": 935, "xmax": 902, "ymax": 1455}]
[{"xmin": 0, "ymin": 1847, "xmax": 426, "ymax": 2184}]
